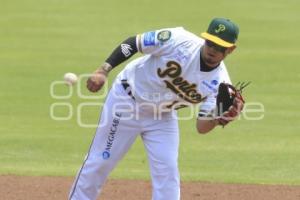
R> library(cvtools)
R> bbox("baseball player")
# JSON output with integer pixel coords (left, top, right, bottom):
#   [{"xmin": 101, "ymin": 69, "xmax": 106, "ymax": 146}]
[{"xmin": 69, "ymin": 18, "xmax": 243, "ymax": 200}]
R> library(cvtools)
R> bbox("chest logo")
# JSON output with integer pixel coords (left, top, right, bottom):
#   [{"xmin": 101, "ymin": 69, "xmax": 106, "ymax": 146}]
[{"xmin": 157, "ymin": 61, "xmax": 205, "ymax": 104}]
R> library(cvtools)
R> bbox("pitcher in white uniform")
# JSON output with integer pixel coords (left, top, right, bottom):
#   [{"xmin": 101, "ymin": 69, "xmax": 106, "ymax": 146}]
[{"xmin": 69, "ymin": 18, "xmax": 242, "ymax": 200}]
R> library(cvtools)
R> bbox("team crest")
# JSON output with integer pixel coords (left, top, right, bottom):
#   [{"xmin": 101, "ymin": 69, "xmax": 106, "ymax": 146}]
[
  {"xmin": 215, "ymin": 24, "xmax": 226, "ymax": 33},
  {"xmin": 157, "ymin": 30, "xmax": 171, "ymax": 42}
]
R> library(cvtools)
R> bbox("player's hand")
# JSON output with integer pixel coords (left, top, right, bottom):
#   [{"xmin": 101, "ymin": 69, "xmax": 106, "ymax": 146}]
[
  {"xmin": 216, "ymin": 97, "xmax": 244, "ymax": 126},
  {"xmin": 215, "ymin": 82, "xmax": 249, "ymax": 127},
  {"xmin": 87, "ymin": 69, "xmax": 108, "ymax": 92}
]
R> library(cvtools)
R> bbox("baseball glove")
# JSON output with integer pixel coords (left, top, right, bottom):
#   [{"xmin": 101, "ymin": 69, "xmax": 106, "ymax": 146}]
[{"xmin": 216, "ymin": 82, "xmax": 250, "ymax": 126}]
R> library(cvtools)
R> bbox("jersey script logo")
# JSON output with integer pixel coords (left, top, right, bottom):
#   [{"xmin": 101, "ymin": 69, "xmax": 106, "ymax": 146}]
[
  {"xmin": 157, "ymin": 61, "xmax": 204, "ymax": 104},
  {"xmin": 215, "ymin": 24, "xmax": 226, "ymax": 33}
]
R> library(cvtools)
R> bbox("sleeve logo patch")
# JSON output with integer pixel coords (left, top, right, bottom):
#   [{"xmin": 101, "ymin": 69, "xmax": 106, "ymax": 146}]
[
  {"xmin": 143, "ymin": 31, "xmax": 156, "ymax": 46},
  {"xmin": 157, "ymin": 30, "xmax": 171, "ymax": 42}
]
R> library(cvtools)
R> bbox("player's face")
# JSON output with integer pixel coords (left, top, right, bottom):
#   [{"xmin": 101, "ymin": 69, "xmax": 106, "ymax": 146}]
[{"xmin": 202, "ymin": 40, "xmax": 235, "ymax": 67}]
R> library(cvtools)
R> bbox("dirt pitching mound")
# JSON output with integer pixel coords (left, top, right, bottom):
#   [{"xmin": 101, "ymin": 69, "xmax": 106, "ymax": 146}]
[{"xmin": 1, "ymin": 175, "xmax": 300, "ymax": 200}]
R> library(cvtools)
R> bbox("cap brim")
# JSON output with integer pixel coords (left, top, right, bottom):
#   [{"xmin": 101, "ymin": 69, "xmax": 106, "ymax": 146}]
[{"xmin": 201, "ymin": 32, "xmax": 235, "ymax": 47}]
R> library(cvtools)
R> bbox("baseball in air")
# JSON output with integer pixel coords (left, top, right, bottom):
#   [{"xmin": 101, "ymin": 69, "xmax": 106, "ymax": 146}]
[{"xmin": 64, "ymin": 72, "xmax": 78, "ymax": 85}]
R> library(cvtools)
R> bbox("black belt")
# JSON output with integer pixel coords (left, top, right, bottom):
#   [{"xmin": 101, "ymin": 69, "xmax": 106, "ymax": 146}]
[{"xmin": 121, "ymin": 79, "xmax": 135, "ymax": 100}]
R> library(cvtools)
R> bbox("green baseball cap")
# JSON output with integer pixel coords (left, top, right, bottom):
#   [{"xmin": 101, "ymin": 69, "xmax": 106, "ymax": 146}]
[{"xmin": 201, "ymin": 18, "xmax": 239, "ymax": 47}]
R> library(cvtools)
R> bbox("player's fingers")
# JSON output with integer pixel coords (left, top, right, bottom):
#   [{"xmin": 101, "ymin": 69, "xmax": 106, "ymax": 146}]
[
  {"xmin": 221, "ymin": 111, "xmax": 232, "ymax": 120},
  {"xmin": 88, "ymin": 86, "xmax": 97, "ymax": 93},
  {"xmin": 89, "ymin": 84, "xmax": 101, "ymax": 93},
  {"xmin": 236, "ymin": 93, "xmax": 245, "ymax": 103},
  {"xmin": 235, "ymin": 99, "xmax": 244, "ymax": 112},
  {"xmin": 223, "ymin": 110, "xmax": 236, "ymax": 121},
  {"xmin": 228, "ymin": 109, "xmax": 238, "ymax": 118},
  {"xmin": 88, "ymin": 82, "xmax": 104, "ymax": 93},
  {"xmin": 217, "ymin": 118, "xmax": 229, "ymax": 126},
  {"xmin": 233, "ymin": 98, "xmax": 244, "ymax": 112},
  {"xmin": 86, "ymin": 79, "xmax": 93, "ymax": 90},
  {"xmin": 87, "ymin": 79, "xmax": 100, "ymax": 92}
]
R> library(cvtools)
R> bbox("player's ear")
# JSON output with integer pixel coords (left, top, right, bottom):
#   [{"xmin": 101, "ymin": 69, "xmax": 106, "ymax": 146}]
[{"xmin": 226, "ymin": 45, "xmax": 236, "ymax": 54}]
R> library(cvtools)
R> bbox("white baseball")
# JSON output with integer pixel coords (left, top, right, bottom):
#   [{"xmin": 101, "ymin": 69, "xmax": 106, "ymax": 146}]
[{"xmin": 64, "ymin": 72, "xmax": 78, "ymax": 85}]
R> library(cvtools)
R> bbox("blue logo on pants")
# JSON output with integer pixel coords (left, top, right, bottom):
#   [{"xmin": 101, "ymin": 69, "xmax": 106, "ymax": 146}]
[{"xmin": 102, "ymin": 151, "xmax": 110, "ymax": 160}]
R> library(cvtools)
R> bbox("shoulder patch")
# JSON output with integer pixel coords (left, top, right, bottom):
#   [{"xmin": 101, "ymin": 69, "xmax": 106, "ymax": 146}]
[
  {"xmin": 157, "ymin": 30, "xmax": 171, "ymax": 42},
  {"xmin": 143, "ymin": 31, "xmax": 156, "ymax": 46}
]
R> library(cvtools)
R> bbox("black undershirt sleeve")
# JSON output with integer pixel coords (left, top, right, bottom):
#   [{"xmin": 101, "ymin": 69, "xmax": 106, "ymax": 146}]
[{"xmin": 105, "ymin": 36, "xmax": 138, "ymax": 68}]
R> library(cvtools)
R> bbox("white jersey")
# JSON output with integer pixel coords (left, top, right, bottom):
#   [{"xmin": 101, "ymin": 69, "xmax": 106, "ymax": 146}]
[{"xmin": 116, "ymin": 27, "xmax": 231, "ymax": 113}]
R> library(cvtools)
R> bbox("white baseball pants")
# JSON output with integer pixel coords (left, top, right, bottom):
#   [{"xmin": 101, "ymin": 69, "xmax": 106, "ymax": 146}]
[{"xmin": 69, "ymin": 82, "xmax": 180, "ymax": 200}]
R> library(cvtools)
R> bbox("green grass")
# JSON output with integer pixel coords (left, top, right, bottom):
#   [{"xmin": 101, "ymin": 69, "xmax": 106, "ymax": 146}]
[{"xmin": 1, "ymin": 0, "xmax": 300, "ymax": 185}]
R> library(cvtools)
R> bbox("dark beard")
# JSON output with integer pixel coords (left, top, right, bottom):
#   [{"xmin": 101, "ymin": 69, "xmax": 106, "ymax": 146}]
[{"xmin": 200, "ymin": 52, "xmax": 220, "ymax": 72}]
